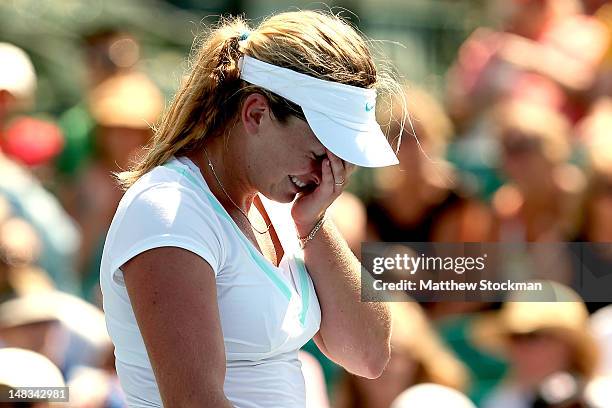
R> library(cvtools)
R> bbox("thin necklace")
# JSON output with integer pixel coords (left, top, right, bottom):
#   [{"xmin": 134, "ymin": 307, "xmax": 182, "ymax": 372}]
[{"xmin": 203, "ymin": 148, "xmax": 272, "ymax": 235}]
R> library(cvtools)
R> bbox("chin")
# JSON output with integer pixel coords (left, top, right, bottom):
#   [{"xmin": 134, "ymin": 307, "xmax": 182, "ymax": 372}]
[
  {"xmin": 261, "ymin": 179, "xmax": 301, "ymax": 203},
  {"xmin": 277, "ymin": 192, "xmax": 297, "ymax": 204},
  {"xmin": 261, "ymin": 190, "xmax": 296, "ymax": 204}
]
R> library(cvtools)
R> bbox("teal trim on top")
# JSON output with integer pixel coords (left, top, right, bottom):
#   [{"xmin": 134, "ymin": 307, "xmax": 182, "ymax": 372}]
[
  {"xmin": 294, "ymin": 254, "xmax": 311, "ymax": 326},
  {"xmin": 162, "ymin": 162, "xmax": 295, "ymax": 302}
]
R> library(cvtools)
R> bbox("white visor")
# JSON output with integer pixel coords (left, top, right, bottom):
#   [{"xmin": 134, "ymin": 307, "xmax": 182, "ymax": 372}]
[{"xmin": 238, "ymin": 55, "xmax": 399, "ymax": 167}]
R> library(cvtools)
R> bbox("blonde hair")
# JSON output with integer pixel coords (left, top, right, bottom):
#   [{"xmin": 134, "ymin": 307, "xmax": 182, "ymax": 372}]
[
  {"xmin": 117, "ymin": 11, "xmax": 404, "ymax": 189},
  {"xmin": 380, "ymin": 85, "xmax": 454, "ymax": 157}
]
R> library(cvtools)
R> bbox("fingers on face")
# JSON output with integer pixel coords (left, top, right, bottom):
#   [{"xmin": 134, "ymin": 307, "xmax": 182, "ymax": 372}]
[
  {"xmin": 319, "ymin": 158, "xmax": 334, "ymax": 195},
  {"xmin": 326, "ymin": 150, "xmax": 349, "ymax": 193}
]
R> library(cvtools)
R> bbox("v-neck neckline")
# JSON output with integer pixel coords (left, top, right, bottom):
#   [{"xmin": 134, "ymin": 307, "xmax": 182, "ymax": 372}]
[
  {"xmin": 176, "ymin": 156, "xmax": 288, "ymax": 268},
  {"xmin": 163, "ymin": 156, "xmax": 313, "ymax": 327},
  {"xmin": 252, "ymin": 194, "xmax": 285, "ymax": 268}
]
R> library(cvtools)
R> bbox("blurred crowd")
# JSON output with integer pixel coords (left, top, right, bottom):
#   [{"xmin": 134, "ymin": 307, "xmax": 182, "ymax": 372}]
[{"xmin": 1, "ymin": 0, "xmax": 612, "ymax": 407}]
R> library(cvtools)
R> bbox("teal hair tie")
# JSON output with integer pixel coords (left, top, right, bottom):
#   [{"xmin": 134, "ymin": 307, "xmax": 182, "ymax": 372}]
[{"xmin": 239, "ymin": 31, "xmax": 250, "ymax": 41}]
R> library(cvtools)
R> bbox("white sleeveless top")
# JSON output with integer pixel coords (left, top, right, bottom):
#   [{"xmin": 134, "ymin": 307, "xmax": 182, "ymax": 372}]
[{"xmin": 100, "ymin": 156, "xmax": 322, "ymax": 407}]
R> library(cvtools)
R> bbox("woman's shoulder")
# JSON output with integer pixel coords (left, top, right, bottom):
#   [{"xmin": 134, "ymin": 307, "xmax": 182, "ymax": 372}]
[
  {"xmin": 102, "ymin": 158, "xmax": 227, "ymax": 287},
  {"xmin": 113, "ymin": 158, "xmax": 220, "ymax": 236},
  {"xmin": 122, "ymin": 158, "xmax": 206, "ymax": 208}
]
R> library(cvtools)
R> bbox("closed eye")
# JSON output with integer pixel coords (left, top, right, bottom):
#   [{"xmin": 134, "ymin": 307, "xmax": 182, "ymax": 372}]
[{"xmin": 313, "ymin": 152, "xmax": 326, "ymax": 161}]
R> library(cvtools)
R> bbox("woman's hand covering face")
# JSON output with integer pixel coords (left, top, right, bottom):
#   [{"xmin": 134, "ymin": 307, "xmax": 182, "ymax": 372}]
[{"xmin": 291, "ymin": 149, "xmax": 355, "ymax": 234}]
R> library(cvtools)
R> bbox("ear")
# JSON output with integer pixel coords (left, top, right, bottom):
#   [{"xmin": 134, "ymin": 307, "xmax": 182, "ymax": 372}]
[{"xmin": 241, "ymin": 93, "xmax": 271, "ymax": 136}]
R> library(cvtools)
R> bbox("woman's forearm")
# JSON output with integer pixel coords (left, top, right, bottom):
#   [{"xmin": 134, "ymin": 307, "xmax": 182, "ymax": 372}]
[
  {"xmin": 301, "ymin": 219, "xmax": 391, "ymax": 378},
  {"xmin": 163, "ymin": 392, "xmax": 234, "ymax": 408}
]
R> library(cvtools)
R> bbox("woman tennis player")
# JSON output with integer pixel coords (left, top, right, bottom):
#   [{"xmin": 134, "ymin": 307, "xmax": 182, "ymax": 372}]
[{"xmin": 100, "ymin": 10, "xmax": 400, "ymax": 407}]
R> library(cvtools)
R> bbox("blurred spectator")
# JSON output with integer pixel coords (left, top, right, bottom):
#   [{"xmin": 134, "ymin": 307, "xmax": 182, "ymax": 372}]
[
  {"xmin": 72, "ymin": 70, "xmax": 162, "ymax": 302},
  {"xmin": 0, "ymin": 347, "xmax": 66, "ymax": 408},
  {"xmin": 486, "ymin": 100, "xmax": 590, "ymax": 294},
  {"xmin": 0, "ymin": 153, "xmax": 80, "ymax": 294},
  {"xmin": 0, "ymin": 290, "xmax": 112, "ymax": 377},
  {"xmin": 364, "ymin": 88, "xmax": 500, "ymax": 403},
  {"xmin": 0, "ymin": 294, "xmax": 67, "ymax": 371},
  {"xmin": 0, "ymin": 216, "xmax": 41, "ymax": 269},
  {"xmin": 56, "ymin": 29, "xmax": 142, "ymax": 180},
  {"xmin": 0, "ymin": 42, "xmax": 66, "ymax": 190},
  {"xmin": 334, "ymin": 301, "xmax": 469, "ymax": 408},
  {"xmin": 390, "ymin": 383, "xmax": 476, "ymax": 408},
  {"xmin": 571, "ymin": 101, "xmax": 612, "ymax": 311},
  {"xmin": 473, "ymin": 283, "xmax": 599, "ymax": 408},
  {"xmin": 434, "ymin": 305, "xmax": 508, "ymax": 406},
  {"xmin": 446, "ymin": 0, "xmax": 609, "ymax": 129},
  {"xmin": 367, "ymin": 86, "xmax": 493, "ymax": 243},
  {"xmin": 0, "ymin": 42, "xmax": 80, "ymax": 294},
  {"xmin": 0, "ymin": 214, "xmax": 55, "ymax": 302},
  {"xmin": 37, "ymin": 291, "xmax": 124, "ymax": 408},
  {"xmin": 83, "ymin": 30, "xmax": 141, "ymax": 87},
  {"xmin": 490, "ymin": 99, "xmax": 586, "ymax": 243},
  {"xmin": 0, "ymin": 289, "xmax": 126, "ymax": 405},
  {"xmin": 0, "ymin": 262, "xmax": 55, "ymax": 305},
  {"xmin": 0, "ymin": 42, "xmax": 36, "ymax": 116},
  {"xmin": 576, "ymin": 97, "xmax": 612, "ymax": 243}
]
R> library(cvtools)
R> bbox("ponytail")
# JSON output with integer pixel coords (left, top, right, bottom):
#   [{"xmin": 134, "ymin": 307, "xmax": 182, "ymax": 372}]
[{"xmin": 116, "ymin": 16, "xmax": 250, "ymax": 188}]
